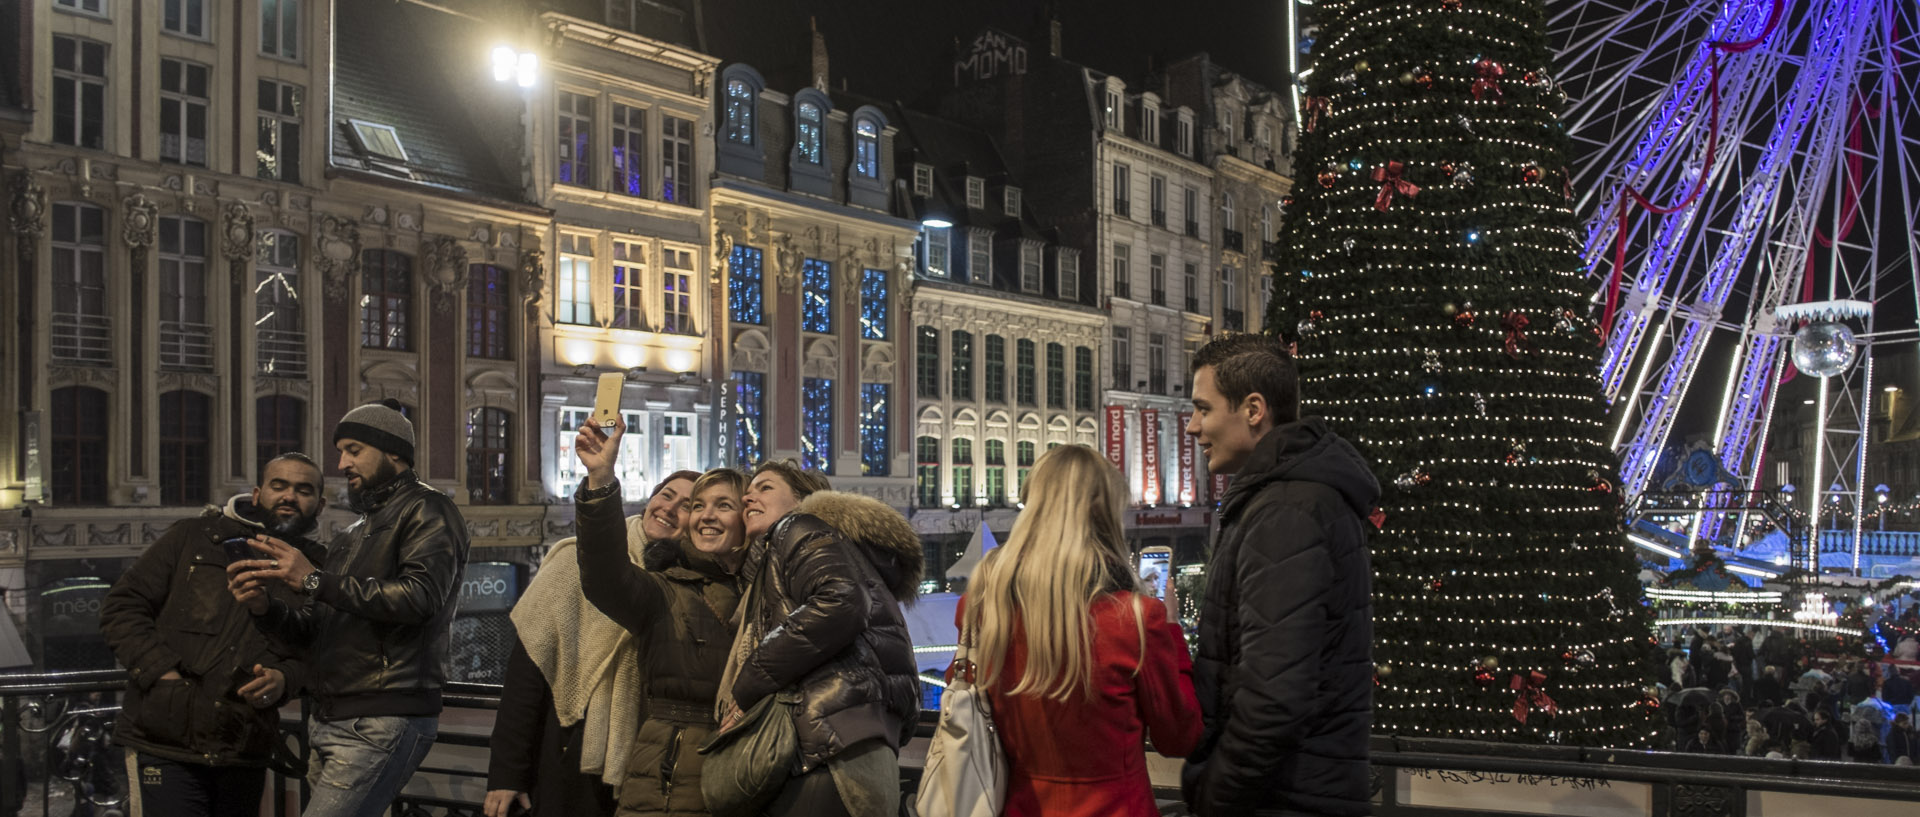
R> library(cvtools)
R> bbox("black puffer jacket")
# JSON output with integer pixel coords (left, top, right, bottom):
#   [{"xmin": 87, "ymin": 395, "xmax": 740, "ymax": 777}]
[
  {"xmin": 101, "ymin": 496, "xmax": 322, "ymax": 766},
  {"xmin": 730, "ymin": 492, "xmax": 923, "ymax": 772},
  {"xmin": 1182, "ymin": 419, "xmax": 1379, "ymax": 817},
  {"xmin": 255, "ymin": 470, "xmax": 470, "ymax": 719}
]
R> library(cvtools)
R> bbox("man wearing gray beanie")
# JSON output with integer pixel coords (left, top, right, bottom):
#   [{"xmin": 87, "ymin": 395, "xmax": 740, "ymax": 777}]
[{"xmin": 227, "ymin": 398, "xmax": 470, "ymax": 817}]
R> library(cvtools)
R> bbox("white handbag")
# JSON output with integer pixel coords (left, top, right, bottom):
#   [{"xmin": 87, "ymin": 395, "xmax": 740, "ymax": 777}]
[{"xmin": 915, "ymin": 633, "xmax": 1008, "ymax": 817}]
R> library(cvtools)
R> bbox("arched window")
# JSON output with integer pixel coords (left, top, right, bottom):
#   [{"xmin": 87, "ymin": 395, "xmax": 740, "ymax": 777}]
[
  {"xmin": 256, "ymin": 395, "xmax": 306, "ymax": 479},
  {"xmin": 796, "ymin": 101, "xmax": 824, "ymax": 165},
  {"xmin": 853, "ymin": 116, "xmax": 880, "ymax": 178},
  {"xmin": 725, "ymin": 78, "xmax": 755, "ymax": 144},
  {"xmin": 50, "ymin": 387, "xmax": 108, "ymax": 505},
  {"xmin": 467, "ymin": 407, "xmax": 512, "ymax": 505},
  {"xmin": 159, "ymin": 390, "xmax": 211, "ymax": 506}
]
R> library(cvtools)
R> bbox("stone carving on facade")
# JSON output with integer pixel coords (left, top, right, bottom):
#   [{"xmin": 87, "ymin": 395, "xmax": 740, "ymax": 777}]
[
  {"xmin": 47, "ymin": 366, "xmax": 116, "ymax": 390},
  {"xmin": 467, "ymin": 519, "xmax": 501, "ymax": 539},
  {"xmin": 88, "ymin": 523, "xmax": 132, "ymax": 546},
  {"xmin": 395, "ymin": 206, "xmax": 421, "ymax": 232},
  {"xmin": 143, "ymin": 522, "xmax": 173, "ymax": 543},
  {"xmin": 802, "ymin": 339, "xmax": 839, "ymax": 378},
  {"xmin": 364, "ymin": 204, "xmax": 389, "ymax": 227},
  {"xmin": 712, "ymin": 228, "xmax": 735, "ymax": 286},
  {"xmin": 469, "ymin": 224, "xmax": 493, "ymax": 245},
  {"xmin": 519, "ymin": 249, "xmax": 546, "ymax": 306},
  {"xmin": 861, "ymin": 344, "xmax": 895, "ymax": 383},
  {"xmin": 546, "ymin": 519, "xmax": 576, "ymax": 539},
  {"xmin": 1669, "ymin": 784, "xmax": 1736, "ymax": 817},
  {"xmin": 423, "ymin": 236, "xmax": 470, "ymax": 313},
  {"xmin": 505, "ymin": 517, "xmax": 542, "ymax": 538},
  {"xmin": 316, "ymin": 214, "xmax": 364, "ymax": 300},
  {"xmin": 255, "ymin": 377, "xmax": 313, "ymax": 400},
  {"xmin": 158, "ymin": 372, "xmax": 219, "ymax": 395},
  {"xmin": 220, "ymin": 203, "xmax": 256, "ymax": 262},
  {"xmin": 9, "ymin": 172, "xmax": 45, "ymax": 264},
  {"xmin": 733, "ymin": 330, "xmax": 772, "ymax": 373},
  {"xmin": 121, "ymin": 193, "xmax": 158, "ymax": 258},
  {"xmin": 35, "ymin": 524, "xmax": 75, "ymax": 549},
  {"xmin": 773, "ymin": 234, "xmax": 801, "ymax": 294}
]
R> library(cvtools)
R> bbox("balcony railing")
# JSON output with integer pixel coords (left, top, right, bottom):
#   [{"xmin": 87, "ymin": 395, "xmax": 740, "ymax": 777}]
[
  {"xmin": 1262, "ymin": 239, "xmax": 1282, "ymax": 258},
  {"xmin": 160, "ymin": 320, "xmax": 215, "ymax": 370},
  {"xmin": 258, "ymin": 328, "xmax": 310, "ymax": 377},
  {"xmin": 1113, "ymin": 367, "xmax": 1132, "ymax": 391},
  {"xmin": 1151, "ymin": 288, "xmax": 1167, "ymax": 307},
  {"xmin": 51, "ymin": 313, "xmax": 112, "ymax": 363},
  {"xmin": 1185, "ymin": 295, "xmax": 1201, "ymax": 313},
  {"xmin": 1114, "ymin": 199, "xmax": 1131, "ymax": 218},
  {"xmin": 1223, "ymin": 229, "xmax": 1244, "ymax": 252},
  {"xmin": 1114, "ymin": 281, "xmax": 1132, "ymax": 300},
  {"xmin": 1224, "ymin": 308, "xmax": 1245, "ymax": 332},
  {"xmin": 1151, "ymin": 208, "xmax": 1167, "ymax": 227},
  {"xmin": 1149, "ymin": 372, "xmax": 1167, "ymax": 395},
  {"xmin": 1185, "ymin": 220, "xmax": 1199, "ymax": 238}
]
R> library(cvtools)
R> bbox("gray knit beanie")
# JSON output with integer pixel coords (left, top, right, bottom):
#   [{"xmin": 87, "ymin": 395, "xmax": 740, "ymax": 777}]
[{"xmin": 333, "ymin": 398, "xmax": 416, "ymax": 465}]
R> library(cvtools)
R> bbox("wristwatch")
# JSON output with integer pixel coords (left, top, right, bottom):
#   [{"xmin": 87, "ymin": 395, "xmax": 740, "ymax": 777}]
[{"xmin": 302, "ymin": 570, "xmax": 325, "ymax": 595}]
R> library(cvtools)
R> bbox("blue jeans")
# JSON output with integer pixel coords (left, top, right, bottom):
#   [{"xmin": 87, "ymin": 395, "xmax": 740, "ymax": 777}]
[{"xmin": 301, "ymin": 716, "xmax": 438, "ymax": 817}]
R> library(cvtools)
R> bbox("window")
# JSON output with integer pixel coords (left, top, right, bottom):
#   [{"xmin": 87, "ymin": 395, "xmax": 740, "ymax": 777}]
[
  {"xmin": 733, "ymin": 371, "xmax": 766, "ymax": 465},
  {"xmin": 159, "ymin": 216, "xmax": 211, "ymax": 370},
  {"xmin": 802, "ymin": 378, "xmax": 834, "ymax": 474},
  {"xmin": 612, "ymin": 103, "xmax": 646, "ymax": 196},
  {"xmin": 1016, "ymin": 339, "xmax": 1036, "ymax": 406},
  {"xmin": 558, "ymin": 234, "xmax": 595, "ymax": 326},
  {"xmin": 796, "ymin": 102, "xmax": 824, "ymax": 165},
  {"xmin": 611, "ymin": 239, "xmax": 645, "ymax": 330},
  {"xmin": 969, "ymin": 230, "xmax": 991, "ymax": 283},
  {"xmin": 1150, "ymin": 253, "xmax": 1166, "ymax": 306},
  {"xmin": 1019, "ymin": 242, "xmax": 1042, "ymax": 294},
  {"xmin": 861, "ymin": 384, "xmax": 890, "ymax": 476},
  {"xmin": 724, "ymin": 79, "xmax": 755, "ymax": 144},
  {"xmin": 1074, "ymin": 346, "xmax": 1094, "ymax": 410},
  {"xmin": 661, "ymin": 414, "xmax": 696, "ymax": 481},
  {"xmin": 350, "ymin": 121, "xmax": 406, "ymax": 161},
  {"xmin": 1149, "ymin": 333, "xmax": 1167, "ymax": 395},
  {"xmin": 1016, "ymin": 440, "xmax": 1036, "ymax": 500},
  {"xmin": 1113, "ymin": 327, "xmax": 1132, "ymax": 389},
  {"xmin": 1112, "ymin": 243, "xmax": 1131, "ymax": 299},
  {"xmin": 1058, "ymin": 250, "xmax": 1079, "ymax": 302},
  {"xmin": 159, "ymin": 390, "xmax": 211, "ymax": 506},
  {"xmin": 256, "ymin": 80, "xmax": 304, "ymax": 182},
  {"xmin": 50, "ymin": 387, "xmax": 108, "ymax": 506},
  {"xmin": 361, "ymin": 250, "xmax": 413, "ymax": 349},
  {"xmin": 557, "ymin": 407, "xmax": 651, "ymax": 499},
  {"xmin": 468, "ymin": 264, "xmax": 510, "ymax": 358},
  {"xmin": 952, "ymin": 438, "xmax": 974, "ymax": 508},
  {"xmin": 51, "ymin": 202, "xmax": 110, "ymax": 363},
  {"xmin": 468, "ymin": 408, "xmax": 512, "ymax": 505},
  {"xmin": 1150, "ymin": 175, "xmax": 1167, "ymax": 227},
  {"xmin": 1003, "ymin": 187, "xmax": 1021, "ymax": 217},
  {"xmin": 1184, "ymin": 263, "xmax": 1199, "ymax": 312},
  {"xmin": 965, "ymin": 177, "xmax": 985, "ymax": 210},
  {"xmin": 916, "ymin": 436, "xmax": 941, "ymax": 507},
  {"xmin": 1258, "ymin": 121, "xmax": 1271, "ymax": 146},
  {"xmin": 1046, "ymin": 343, "xmax": 1065, "ymax": 407},
  {"xmin": 1220, "ymin": 108, "xmax": 1236, "ymax": 144},
  {"xmin": 255, "ymin": 230, "xmax": 304, "ymax": 375},
  {"xmin": 1222, "ymin": 265, "xmax": 1238, "ymax": 311},
  {"xmin": 256, "ymin": 396, "xmax": 305, "ymax": 478},
  {"xmin": 54, "ymin": 0, "xmax": 107, "ymax": 14},
  {"xmin": 1142, "ymin": 107, "xmax": 1159, "ymax": 145},
  {"xmin": 985, "ymin": 440, "xmax": 1006, "ymax": 506},
  {"xmin": 985, "ymin": 335, "xmax": 1006, "ymax": 403},
  {"xmin": 163, "ymin": 0, "xmax": 206, "ymax": 38},
  {"xmin": 52, "ymin": 37, "xmax": 107, "ymax": 150},
  {"xmin": 854, "ymin": 117, "xmax": 880, "ymax": 178},
  {"xmin": 916, "ymin": 327, "xmax": 940, "ymax": 399},
  {"xmin": 662, "ymin": 248, "xmax": 695, "ymax": 335},
  {"xmin": 951, "ymin": 330, "xmax": 974, "ymax": 401},
  {"xmin": 860, "ymin": 268, "xmax": 888, "ymax": 340},
  {"xmin": 1262, "ymin": 206, "xmax": 1274, "ymax": 243},
  {"xmin": 925, "ymin": 227, "xmax": 950, "ymax": 278},
  {"xmin": 1184, "ymin": 186, "xmax": 1199, "ymax": 237},
  {"xmin": 1104, "ymin": 89, "xmax": 1122, "ymax": 129},
  {"xmin": 1177, "ymin": 116, "xmax": 1193, "ymax": 155},
  {"xmin": 1221, "ymin": 193, "xmax": 1236, "ymax": 234},
  {"xmin": 558, "ymin": 91, "xmax": 594, "ymax": 187},
  {"xmin": 802, "ymin": 259, "xmax": 833, "ymax": 333},
  {"xmin": 1112, "ymin": 164, "xmax": 1130, "ymax": 216},
  {"xmin": 660, "ymin": 114, "xmax": 695, "ymax": 205},
  {"xmin": 729, "ymin": 244, "xmax": 764, "ymax": 324},
  {"xmin": 160, "ymin": 59, "xmax": 210, "ymax": 166},
  {"xmin": 913, "ymin": 164, "xmax": 933, "ymax": 197},
  {"xmin": 262, "ymin": 0, "xmax": 300, "ymax": 60}
]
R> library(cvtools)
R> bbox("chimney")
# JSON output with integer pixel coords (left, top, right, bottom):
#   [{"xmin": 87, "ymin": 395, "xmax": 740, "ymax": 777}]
[
  {"xmin": 1049, "ymin": 18, "xmax": 1062, "ymax": 58},
  {"xmin": 810, "ymin": 17, "xmax": 829, "ymax": 92}
]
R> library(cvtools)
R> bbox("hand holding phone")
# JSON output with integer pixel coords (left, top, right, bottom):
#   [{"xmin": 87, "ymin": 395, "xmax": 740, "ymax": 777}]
[
  {"xmin": 592, "ymin": 372, "xmax": 625, "ymax": 428},
  {"xmin": 221, "ymin": 537, "xmax": 259, "ymax": 565}
]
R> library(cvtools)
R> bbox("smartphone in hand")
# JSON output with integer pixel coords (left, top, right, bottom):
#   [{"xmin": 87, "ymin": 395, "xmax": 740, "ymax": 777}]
[
  {"xmin": 221, "ymin": 537, "xmax": 259, "ymax": 565},
  {"xmin": 226, "ymin": 665, "xmax": 258, "ymax": 704},
  {"xmin": 592, "ymin": 372, "xmax": 625, "ymax": 428}
]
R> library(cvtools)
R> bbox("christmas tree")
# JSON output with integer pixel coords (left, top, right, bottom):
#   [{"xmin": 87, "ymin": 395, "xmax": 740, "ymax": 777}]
[{"xmin": 1270, "ymin": 0, "xmax": 1661, "ymax": 745}]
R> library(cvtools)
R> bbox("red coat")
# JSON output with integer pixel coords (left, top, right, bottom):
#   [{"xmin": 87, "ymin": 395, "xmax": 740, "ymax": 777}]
[{"xmin": 951, "ymin": 592, "xmax": 1202, "ymax": 817}]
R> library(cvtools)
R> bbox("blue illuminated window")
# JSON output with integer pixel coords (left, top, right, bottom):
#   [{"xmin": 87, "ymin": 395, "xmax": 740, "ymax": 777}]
[
  {"xmin": 860, "ymin": 268, "xmax": 888, "ymax": 340},
  {"xmin": 797, "ymin": 102, "xmax": 824, "ymax": 165},
  {"xmin": 729, "ymin": 245, "xmax": 764, "ymax": 324},
  {"xmin": 802, "ymin": 258, "xmax": 833, "ymax": 333},
  {"xmin": 732, "ymin": 370, "xmax": 765, "ymax": 466},
  {"xmin": 725, "ymin": 79, "xmax": 754, "ymax": 144},
  {"xmin": 861, "ymin": 383, "xmax": 890, "ymax": 476},
  {"xmin": 854, "ymin": 117, "xmax": 879, "ymax": 178},
  {"xmin": 802, "ymin": 377, "xmax": 834, "ymax": 474}
]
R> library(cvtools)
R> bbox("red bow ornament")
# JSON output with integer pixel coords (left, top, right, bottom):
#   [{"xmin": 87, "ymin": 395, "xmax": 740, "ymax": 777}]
[
  {"xmin": 1367, "ymin": 507, "xmax": 1387, "ymax": 530},
  {"xmin": 1501, "ymin": 310, "xmax": 1530, "ymax": 358},
  {"xmin": 1371, "ymin": 162, "xmax": 1421, "ymax": 212},
  {"xmin": 1304, "ymin": 96, "xmax": 1330, "ymax": 133},
  {"xmin": 1472, "ymin": 59, "xmax": 1505, "ymax": 101},
  {"xmin": 1511, "ymin": 671, "xmax": 1558, "ymax": 724}
]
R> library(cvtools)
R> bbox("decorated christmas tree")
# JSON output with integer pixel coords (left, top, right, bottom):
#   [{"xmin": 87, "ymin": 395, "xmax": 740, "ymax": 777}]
[{"xmin": 1270, "ymin": 0, "xmax": 1661, "ymax": 745}]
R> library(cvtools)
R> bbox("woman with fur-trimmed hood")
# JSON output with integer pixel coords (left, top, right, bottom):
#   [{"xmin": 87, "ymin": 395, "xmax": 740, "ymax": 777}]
[{"xmin": 716, "ymin": 460, "xmax": 924, "ymax": 817}]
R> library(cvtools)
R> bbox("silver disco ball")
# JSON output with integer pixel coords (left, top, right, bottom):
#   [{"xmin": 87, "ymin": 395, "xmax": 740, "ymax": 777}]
[{"xmin": 1791, "ymin": 321, "xmax": 1857, "ymax": 378}]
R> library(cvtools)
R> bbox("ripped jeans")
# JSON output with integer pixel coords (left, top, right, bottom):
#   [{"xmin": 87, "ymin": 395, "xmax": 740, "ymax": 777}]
[{"xmin": 300, "ymin": 716, "xmax": 438, "ymax": 817}]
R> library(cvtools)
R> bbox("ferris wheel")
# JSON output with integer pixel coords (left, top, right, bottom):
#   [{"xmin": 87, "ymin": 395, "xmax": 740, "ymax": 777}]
[{"xmin": 1548, "ymin": 0, "xmax": 1920, "ymax": 570}]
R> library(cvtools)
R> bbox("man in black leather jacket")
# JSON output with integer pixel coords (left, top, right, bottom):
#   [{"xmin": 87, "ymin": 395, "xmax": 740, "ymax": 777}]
[
  {"xmin": 101, "ymin": 453, "xmax": 326, "ymax": 817},
  {"xmin": 228, "ymin": 400, "xmax": 470, "ymax": 817}
]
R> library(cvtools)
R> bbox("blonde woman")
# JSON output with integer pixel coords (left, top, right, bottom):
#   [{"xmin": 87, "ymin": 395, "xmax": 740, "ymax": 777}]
[{"xmin": 955, "ymin": 444, "xmax": 1202, "ymax": 817}]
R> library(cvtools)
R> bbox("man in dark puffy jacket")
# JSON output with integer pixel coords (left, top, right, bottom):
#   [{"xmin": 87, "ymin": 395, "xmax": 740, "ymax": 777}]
[
  {"xmin": 1180, "ymin": 333, "xmax": 1379, "ymax": 817},
  {"xmin": 228, "ymin": 400, "xmax": 470, "ymax": 817},
  {"xmin": 101, "ymin": 453, "xmax": 327, "ymax": 816}
]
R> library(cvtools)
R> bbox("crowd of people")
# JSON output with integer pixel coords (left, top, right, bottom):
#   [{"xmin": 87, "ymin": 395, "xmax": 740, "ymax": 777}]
[
  {"xmin": 1661, "ymin": 622, "xmax": 1920, "ymax": 765},
  {"xmin": 92, "ymin": 333, "xmax": 1385, "ymax": 817}
]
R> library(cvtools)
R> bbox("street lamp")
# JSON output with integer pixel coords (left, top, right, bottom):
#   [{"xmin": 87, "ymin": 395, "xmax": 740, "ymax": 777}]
[{"xmin": 492, "ymin": 46, "xmax": 538, "ymax": 88}]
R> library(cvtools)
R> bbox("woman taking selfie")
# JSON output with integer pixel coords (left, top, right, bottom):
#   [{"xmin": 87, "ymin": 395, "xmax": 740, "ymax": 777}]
[{"xmin": 957, "ymin": 444, "xmax": 1202, "ymax": 817}]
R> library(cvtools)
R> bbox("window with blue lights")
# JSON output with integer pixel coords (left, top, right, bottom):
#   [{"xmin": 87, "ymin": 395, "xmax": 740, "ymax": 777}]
[
  {"xmin": 860, "ymin": 383, "xmax": 889, "ymax": 476},
  {"xmin": 854, "ymin": 117, "xmax": 879, "ymax": 178},
  {"xmin": 802, "ymin": 258, "xmax": 833, "ymax": 333},
  {"xmin": 732, "ymin": 370, "xmax": 765, "ymax": 466},
  {"xmin": 729, "ymin": 245, "xmax": 764, "ymax": 324},
  {"xmin": 797, "ymin": 102, "xmax": 824, "ymax": 165},
  {"xmin": 916, "ymin": 436, "xmax": 940, "ymax": 507},
  {"xmin": 860, "ymin": 268, "xmax": 888, "ymax": 340},
  {"xmin": 802, "ymin": 377, "xmax": 834, "ymax": 474},
  {"xmin": 725, "ymin": 79, "xmax": 754, "ymax": 144},
  {"xmin": 1016, "ymin": 339, "xmax": 1036, "ymax": 406}
]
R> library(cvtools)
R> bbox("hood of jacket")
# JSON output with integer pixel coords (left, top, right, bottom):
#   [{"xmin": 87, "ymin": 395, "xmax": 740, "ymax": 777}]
[
  {"xmin": 219, "ymin": 493, "xmax": 320, "ymax": 539},
  {"xmin": 1222, "ymin": 417, "xmax": 1380, "ymax": 524},
  {"xmin": 795, "ymin": 491, "xmax": 923, "ymax": 603}
]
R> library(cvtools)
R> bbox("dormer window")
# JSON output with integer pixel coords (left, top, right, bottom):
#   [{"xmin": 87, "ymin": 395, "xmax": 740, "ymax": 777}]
[
  {"xmin": 853, "ymin": 116, "xmax": 880, "ymax": 179},
  {"xmin": 1003, "ymin": 186, "xmax": 1021, "ymax": 218},
  {"xmin": 913, "ymin": 163, "xmax": 933, "ymax": 197},
  {"xmin": 1142, "ymin": 108, "xmax": 1159, "ymax": 146},
  {"xmin": 350, "ymin": 120, "xmax": 407, "ymax": 162},
  {"xmin": 966, "ymin": 177, "xmax": 985, "ymax": 209},
  {"xmin": 1176, "ymin": 113, "xmax": 1194, "ymax": 156},
  {"xmin": 725, "ymin": 78, "xmax": 755, "ymax": 144},
  {"xmin": 796, "ymin": 101, "xmax": 824, "ymax": 165},
  {"xmin": 1105, "ymin": 90, "xmax": 1122, "ymax": 129}
]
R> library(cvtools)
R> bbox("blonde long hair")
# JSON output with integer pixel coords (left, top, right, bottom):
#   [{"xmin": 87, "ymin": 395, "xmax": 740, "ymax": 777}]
[{"xmin": 961, "ymin": 444, "xmax": 1145, "ymax": 701}]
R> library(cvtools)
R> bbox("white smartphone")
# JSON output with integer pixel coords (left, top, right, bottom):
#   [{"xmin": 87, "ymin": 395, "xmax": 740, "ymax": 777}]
[
  {"xmin": 1137, "ymin": 546, "xmax": 1173, "ymax": 602},
  {"xmin": 592, "ymin": 372, "xmax": 625, "ymax": 428}
]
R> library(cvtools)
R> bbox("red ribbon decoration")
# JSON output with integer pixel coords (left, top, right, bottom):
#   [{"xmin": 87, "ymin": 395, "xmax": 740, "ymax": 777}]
[
  {"xmin": 1512, "ymin": 671, "xmax": 1558, "ymax": 724},
  {"xmin": 1304, "ymin": 96, "xmax": 1329, "ymax": 133},
  {"xmin": 1471, "ymin": 59, "xmax": 1505, "ymax": 101},
  {"xmin": 1501, "ymin": 311, "xmax": 1530, "ymax": 358},
  {"xmin": 1371, "ymin": 162, "xmax": 1420, "ymax": 212},
  {"xmin": 1367, "ymin": 507, "xmax": 1387, "ymax": 530}
]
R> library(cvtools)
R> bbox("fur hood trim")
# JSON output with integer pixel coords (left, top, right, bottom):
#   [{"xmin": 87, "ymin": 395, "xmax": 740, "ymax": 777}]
[{"xmin": 796, "ymin": 491, "xmax": 923, "ymax": 603}]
